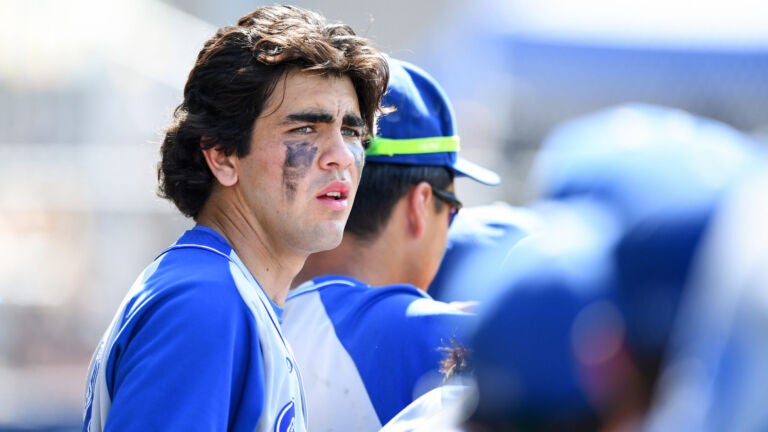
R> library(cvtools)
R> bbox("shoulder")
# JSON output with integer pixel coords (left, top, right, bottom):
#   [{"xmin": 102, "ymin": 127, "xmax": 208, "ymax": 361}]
[
  {"xmin": 118, "ymin": 243, "xmax": 256, "ymax": 350},
  {"xmin": 142, "ymin": 250, "xmax": 241, "ymax": 306},
  {"xmin": 287, "ymin": 275, "xmax": 423, "ymax": 307},
  {"xmin": 338, "ymin": 282, "xmax": 473, "ymax": 335},
  {"xmin": 289, "ymin": 275, "xmax": 467, "ymax": 315},
  {"xmin": 287, "ymin": 275, "xmax": 367, "ymax": 300},
  {"xmin": 296, "ymin": 277, "xmax": 428, "ymax": 308},
  {"xmin": 106, "ymin": 246, "xmax": 261, "ymax": 391}
]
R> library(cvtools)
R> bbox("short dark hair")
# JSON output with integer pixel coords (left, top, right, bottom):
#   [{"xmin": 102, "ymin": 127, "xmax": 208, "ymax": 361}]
[
  {"xmin": 345, "ymin": 163, "xmax": 453, "ymax": 240},
  {"xmin": 158, "ymin": 5, "xmax": 389, "ymax": 219}
]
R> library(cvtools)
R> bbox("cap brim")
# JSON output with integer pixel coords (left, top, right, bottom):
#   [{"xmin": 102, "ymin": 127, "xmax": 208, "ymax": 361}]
[{"xmin": 453, "ymin": 157, "xmax": 501, "ymax": 186}]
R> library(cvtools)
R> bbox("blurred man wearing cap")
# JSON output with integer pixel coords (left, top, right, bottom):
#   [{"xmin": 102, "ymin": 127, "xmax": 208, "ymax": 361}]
[
  {"xmin": 281, "ymin": 58, "xmax": 500, "ymax": 431},
  {"xmin": 464, "ymin": 103, "xmax": 767, "ymax": 432}
]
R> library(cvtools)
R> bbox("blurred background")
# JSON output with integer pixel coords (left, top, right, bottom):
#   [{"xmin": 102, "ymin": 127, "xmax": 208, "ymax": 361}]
[{"xmin": 1, "ymin": 0, "xmax": 767, "ymax": 429}]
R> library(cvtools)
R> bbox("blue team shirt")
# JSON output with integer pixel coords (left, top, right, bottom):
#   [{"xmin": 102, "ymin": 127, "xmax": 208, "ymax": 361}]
[
  {"xmin": 282, "ymin": 275, "xmax": 474, "ymax": 431},
  {"xmin": 82, "ymin": 226, "xmax": 306, "ymax": 432}
]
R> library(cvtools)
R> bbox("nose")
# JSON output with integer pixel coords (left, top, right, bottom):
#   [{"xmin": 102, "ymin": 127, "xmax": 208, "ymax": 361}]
[{"xmin": 318, "ymin": 131, "xmax": 356, "ymax": 171}]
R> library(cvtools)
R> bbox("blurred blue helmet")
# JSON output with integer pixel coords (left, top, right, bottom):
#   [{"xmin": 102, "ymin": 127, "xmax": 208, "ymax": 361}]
[
  {"xmin": 531, "ymin": 103, "xmax": 764, "ymax": 228},
  {"xmin": 529, "ymin": 103, "xmax": 767, "ymax": 363},
  {"xmin": 470, "ymin": 104, "xmax": 767, "ymax": 429},
  {"xmin": 469, "ymin": 200, "xmax": 622, "ymax": 427}
]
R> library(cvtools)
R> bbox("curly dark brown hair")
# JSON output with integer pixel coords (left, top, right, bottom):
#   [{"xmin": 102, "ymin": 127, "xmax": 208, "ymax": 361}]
[{"xmin": 158, "ymin": 5, "xmax": 389, "ymax": 219}]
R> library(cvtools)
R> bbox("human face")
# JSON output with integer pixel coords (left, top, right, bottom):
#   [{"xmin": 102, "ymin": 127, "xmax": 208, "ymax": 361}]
[{"xmin": 237, "ymin": 70, "xmax": 365, "ymax": 255}]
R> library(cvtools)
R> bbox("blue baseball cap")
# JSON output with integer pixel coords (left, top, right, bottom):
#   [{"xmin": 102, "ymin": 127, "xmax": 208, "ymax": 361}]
[{"xmin": 366, "ymin": 58, "xmax": 501, "ymax": 186}]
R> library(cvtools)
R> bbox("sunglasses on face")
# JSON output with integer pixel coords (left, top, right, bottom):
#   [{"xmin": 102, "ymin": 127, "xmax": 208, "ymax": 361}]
[{"xmin": 431, "ymin": 186, "xmax": 463, "ymax": 227}]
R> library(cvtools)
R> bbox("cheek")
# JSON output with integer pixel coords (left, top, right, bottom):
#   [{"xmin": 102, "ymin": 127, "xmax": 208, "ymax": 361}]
[
  {"xmin": 284, "ymin": 140, "xmax": 318, "ymax": 171},
  {"xmin": 349, "ymin": 145, "xmax": 365, "ymax": 178},
  {"xmin": 435, "ymin": 225, "xmax": 450, "ymax": 261},
  {"xmin": 282, "ymin": 140, "xmax": 318, "ymax": 199}
]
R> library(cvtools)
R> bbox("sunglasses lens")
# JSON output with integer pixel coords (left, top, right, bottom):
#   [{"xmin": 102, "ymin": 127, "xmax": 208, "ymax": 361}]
[
  {"xmin": 430, "ymin": 185, "xmax": 462, "ymax": 227},
  {"xmin": 448, "ymin": 207, "xmax": 459, "ymax": 227}
]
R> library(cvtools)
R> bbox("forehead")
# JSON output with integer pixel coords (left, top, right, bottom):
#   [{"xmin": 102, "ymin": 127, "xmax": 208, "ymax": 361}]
[{"xmin": 261, "ymin": 69, "xmax": 361, "ymax": 119}]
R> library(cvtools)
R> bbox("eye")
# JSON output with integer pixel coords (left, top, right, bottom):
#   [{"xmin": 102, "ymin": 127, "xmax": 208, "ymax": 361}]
[
  {"xmin": 341, "ymin": 127, "xmax": 362, "ymax": 139},
  {"xmin": 292, "ymin": 126, "xmax": 314, "ymax": 134}
]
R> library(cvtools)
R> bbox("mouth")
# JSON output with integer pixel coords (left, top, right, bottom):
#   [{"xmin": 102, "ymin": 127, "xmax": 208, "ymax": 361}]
[
  {"xmin": 321, "ymin": 191, "xmax": 347, "ymax": 200},
  {"xmin": 317, "ymin": 181, "xmax": 351, "ymax": 203}
]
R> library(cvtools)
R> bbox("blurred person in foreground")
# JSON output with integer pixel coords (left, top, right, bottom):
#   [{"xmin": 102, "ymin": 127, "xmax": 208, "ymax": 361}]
[
  {"xmin": 645, "ymin": 168, "xmax": 768, "ymax": 432},
  {"xmin": 466, "ymin": 103, "xmax": 766, "ymax": 432},
  {"xmin": 381, "ymin": 199, "xmax": 620, "ymax": 432},
  {"xmin": 529, "ymin": 103, "xmax": 766, "ymax": 393},
  {"xmin": 281, "ymin": 57, "xmax": 500, "ymax": 431},
  {"xmin": 80, "ymin": 5, "xmax": 389, "ymax": 431},
  {"xmin": 383, "ymin": 103, "xmax": 766, "ymax": 431}
]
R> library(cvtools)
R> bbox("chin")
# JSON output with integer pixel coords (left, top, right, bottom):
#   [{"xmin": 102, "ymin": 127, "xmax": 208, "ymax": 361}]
[{"xmin": 310, "ymin": 223, "xmax": 345, "ymax": 252}]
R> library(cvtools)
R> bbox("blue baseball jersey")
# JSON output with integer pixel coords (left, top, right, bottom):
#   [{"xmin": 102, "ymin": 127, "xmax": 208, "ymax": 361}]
[
  {"xmin": 82, "ymin": 226, "xmax": 307, "ymax": 432},
  {"xmin": 282, "ymin": 275, "xmax": 474, "ymax": 431}
]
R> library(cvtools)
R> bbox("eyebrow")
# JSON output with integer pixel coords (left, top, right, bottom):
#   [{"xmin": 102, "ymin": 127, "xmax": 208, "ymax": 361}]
[
  {"xmin": 284, "ymin": 110, "xmax": 333, "ymax": 125},
  {"xmin": 342, "ymin": 113, "xmax": 364, "ymax": 128},
  {"xmin": 283, "ymin": 110, "xmax": 364, "ymax": 128}
]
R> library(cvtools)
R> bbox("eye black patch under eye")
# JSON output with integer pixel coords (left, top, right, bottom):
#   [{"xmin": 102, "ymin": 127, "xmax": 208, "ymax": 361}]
[
  {"xmin": 285, "ymin": 140, "xmax": 317, "ymax": 169},
  {"xmin": 282, "ymin": 140, "xmax": 318, "ymax": 201}
]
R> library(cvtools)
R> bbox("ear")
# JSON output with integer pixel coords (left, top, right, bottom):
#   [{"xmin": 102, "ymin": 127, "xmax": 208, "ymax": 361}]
[
  {"xmin": 405, "ymin": 182, "xmax": 433, "ymax": 238},
  {"xmin": 201, "ymin": 141, "xmax": 238, "ymax": 187}
]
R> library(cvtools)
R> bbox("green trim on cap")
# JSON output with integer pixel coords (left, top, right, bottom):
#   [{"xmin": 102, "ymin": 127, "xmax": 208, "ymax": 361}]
[{"xmin": 366, "ymin": 136, "xmax": 461, "ymax": 156}]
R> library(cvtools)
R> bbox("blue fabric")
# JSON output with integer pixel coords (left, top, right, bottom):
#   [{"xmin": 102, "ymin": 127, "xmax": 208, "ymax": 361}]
[
  {"xmin": 84, "ymin": 227, "xmax": 267, "ymax": 431},
  {"xmin": 299, "ymin": 275, "xmax": 475, "ymax": 424},
  {"xmin": 366, "ymin": 151, "xmax": 457, "ymax": 167},
  {"xmin": 428, "ymin": 203, "xmax": 541, "ymax": 303},
  {"xmin": 614, "ymin": 203, "xmax": 716, "ymax": 356},
  {"xmin": 469, "ymin": 201, "xmax": 618, "ymax": 423}
]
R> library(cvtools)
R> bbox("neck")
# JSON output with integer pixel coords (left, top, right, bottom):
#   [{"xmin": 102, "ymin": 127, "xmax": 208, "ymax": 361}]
[
  {"xmin": 197, "ymin": 195, "xmax": 306, "ymax": 306},
  {"xmin": 292, "ymin": 195, "xmax": 435, "ymax": 291},
  {"xmin": 293, "ymin": 223, "xmax": 416, "ymax": 289}
]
